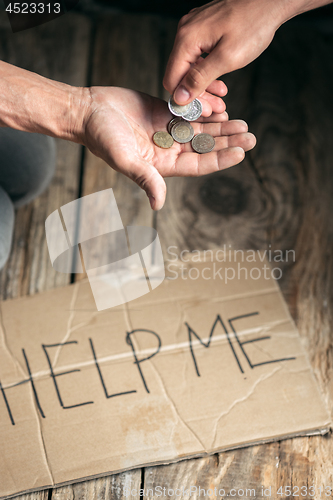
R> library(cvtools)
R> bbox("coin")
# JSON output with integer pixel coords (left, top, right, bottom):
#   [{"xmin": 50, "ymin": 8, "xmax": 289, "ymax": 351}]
[
  {"xmin": 168, "ymin": 96, "xmax": 191, "ymax": 117},
  {"xmin": 171, "ymin": 121, "xmax": 194, "ymax": 144},
  {"xmin": 153, "ymin": 131, "xmax": 174, "ymax": 149},
  {"xmin": 182, "ymin": 98, "xmax": 203, "ymax": 121},
  {"xmin": 167, "ymin": 116, "xmax": 184, "ymax": 134},
  {"xmin": 191, "ymin": 133, "xmax": 215, "ymax": 153}
]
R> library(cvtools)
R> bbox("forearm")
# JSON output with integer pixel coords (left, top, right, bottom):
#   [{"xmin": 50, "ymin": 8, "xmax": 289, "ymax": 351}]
[{"xmin": 0, "ymin": 60, "xmax": 90, "ymax": 143}]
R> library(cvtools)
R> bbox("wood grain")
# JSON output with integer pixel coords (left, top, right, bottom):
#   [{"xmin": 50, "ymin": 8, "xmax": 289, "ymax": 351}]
[{"xmin": 51, "ymin": 471, "xmax": 142, "ymax": 500}]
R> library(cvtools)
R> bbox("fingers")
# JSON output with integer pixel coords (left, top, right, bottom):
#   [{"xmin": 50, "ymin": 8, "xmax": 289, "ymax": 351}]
[
  {"xmin": 164, "ymin": 45, "xmax": 227, "ymax": 116},
  {"xmin": 216, "ymin": 133, "xmax": 256, "ymax": 152},
  {"xmin": 126, "ymin": 159, "xmax": 167, "ymax": 211},
  {"xmin": 192, "ymin": 71, "xmax": 228, "ymax": 116},
  {"xmin": 196, "ymin": 119, "xmax": 248, "ymax": 134},
  {"xmin": 163, "ymin": 33, "xmax": 202, "ymax": 99},
  {"xmin": 172, "ymin": 42, "xmax": 230, "ymax": 105},
  {"xmin": 196, "ymin": 111, "xmax": 229, "ymax": 123},
  {"xmin": 181, "ymin": 132, "xmax": 256, "ymax": 153},
  {"xmin": 173, "ymin": 147, "xmax": 246, "ymax": 177},
  {"xmin": 169, "ymin": 119, "xmax": 256, "ymax": 177},
  {"xmin": 205, "ymin": 80, "xmax": 228, "ymax": 97},
  {"xmin": 163, "ymin": 42, "xmax": 228, "ymax": 100},
  {"xmin": 200, "ymin": 92, "xmax": 226, "ymax": 116}
]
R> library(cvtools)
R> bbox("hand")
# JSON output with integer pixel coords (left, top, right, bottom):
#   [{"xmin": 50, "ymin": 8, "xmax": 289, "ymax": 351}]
[
  {"xmin": 82, "ymin": 87, "xmax": 256, "ymax": 210},
  {"xmin": 163, "ymin": 0, "xmax": 285, "ymax": 105}
]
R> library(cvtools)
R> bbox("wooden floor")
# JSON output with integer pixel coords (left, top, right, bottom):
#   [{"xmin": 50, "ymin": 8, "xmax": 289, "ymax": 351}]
[{"xmin": 1, "ymin": 9, "xmax": 333, "ymax": 500}]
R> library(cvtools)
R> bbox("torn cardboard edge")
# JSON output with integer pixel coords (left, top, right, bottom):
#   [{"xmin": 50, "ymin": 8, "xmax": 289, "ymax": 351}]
[{"xmin": 0, "ymin": 252, "xmax": 331, "ymax": 499}]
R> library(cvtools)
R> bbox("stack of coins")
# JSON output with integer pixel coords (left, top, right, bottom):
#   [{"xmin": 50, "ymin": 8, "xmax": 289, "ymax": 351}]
[
  {"xmin": 168, "ymin": 96, "xmax": 203, "ymax": 122},
  {"xmin": 169, "ymin": 118, "xmax": 194, "ymax": 144},
  {"xmin": 153, "ymin": 96, "xmax": 215, "ymax": 154}
]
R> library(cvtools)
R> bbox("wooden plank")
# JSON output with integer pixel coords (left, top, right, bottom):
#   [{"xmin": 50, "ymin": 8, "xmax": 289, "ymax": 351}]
[
  {"xmin": 91, "ymin": 14, "xmax": 160, "ymax": 96},
  {"xmin": 11, "ymin": 492, "xmax": 49, "ymax": 500},
  {"xmin": 145, "ymin": 439, "xmax": 333, "ymax": 498},
  {"xmin": 148, "ymin": 21, "xmax": 333, "ymax": 494},
  {"xmin": 51, "ymin": 471, "xmax": 142, "ymax": 500},
  {"xmin": 0, "ymin": 12, "xmax": 91, "ymax": 298}
]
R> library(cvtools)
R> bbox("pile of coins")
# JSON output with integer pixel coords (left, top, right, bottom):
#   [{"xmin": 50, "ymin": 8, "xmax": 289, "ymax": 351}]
[{"xmin": 152, "ymin": 96, "xmax": 215, "ymax": 154}]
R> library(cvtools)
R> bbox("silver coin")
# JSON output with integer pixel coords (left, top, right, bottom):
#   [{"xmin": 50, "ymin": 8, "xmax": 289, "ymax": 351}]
[
  {"xmin": 171, "ymin": 121, "xmax": 194, "ymax": 144},
  {"xmin": 167, "ymin": 117, "xmax": 184, "ymax": 134},
  {"xmin": 182, "ymin": 99, "xmax": 203, "ymax": 121},
  {"xmin": 191, "ymin": 133, "xmax": 215, "ymax": 154},
  {"xmin": 168, "ymin": 96, "xmax": 191, "ymax": 117}
]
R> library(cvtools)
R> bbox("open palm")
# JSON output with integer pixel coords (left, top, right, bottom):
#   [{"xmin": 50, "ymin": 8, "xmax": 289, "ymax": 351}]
[{"xmin": 84, "ymin": 87, "xmax": 256, "ymax": 209}]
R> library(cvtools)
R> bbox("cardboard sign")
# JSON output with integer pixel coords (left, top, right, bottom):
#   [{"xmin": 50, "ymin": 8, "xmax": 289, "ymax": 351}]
[{"xmin": 0, "ymin": 253, "xmax": 330, "ymax": 499}]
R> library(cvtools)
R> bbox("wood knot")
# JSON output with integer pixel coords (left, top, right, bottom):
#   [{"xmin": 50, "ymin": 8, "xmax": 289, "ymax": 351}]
[{"xmin": 199, "ymin": 176, "xmax": 247, "ymax": 215}]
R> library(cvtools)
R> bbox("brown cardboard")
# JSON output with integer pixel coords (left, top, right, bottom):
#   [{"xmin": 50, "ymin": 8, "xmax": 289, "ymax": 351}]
[{"xmin": 0, "ymin": 252, "xmax": 331, "ymax": 499}]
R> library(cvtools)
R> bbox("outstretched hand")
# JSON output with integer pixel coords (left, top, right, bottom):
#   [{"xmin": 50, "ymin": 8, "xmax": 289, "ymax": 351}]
[{"xmin": 83, "ymin": 87, "xmax": 256, "ymax": 210}]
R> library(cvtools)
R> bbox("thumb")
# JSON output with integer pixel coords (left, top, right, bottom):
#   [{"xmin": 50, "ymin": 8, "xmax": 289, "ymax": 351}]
[
  {"xmin": 173, "ymin": 43, "xmax": 228, "ymax": 105},
  {"xmin": 127, "ymin": 159, "xmax": 167, "ymax": 211}
]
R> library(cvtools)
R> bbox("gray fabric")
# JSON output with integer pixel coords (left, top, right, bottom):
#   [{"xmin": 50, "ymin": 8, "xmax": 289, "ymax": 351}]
[
  {"xmin": 0, "ymin": 186, "xmax": 14, "ymax": 270},
  {"xmin": 0, "ymin": 128, "xmax": 56, "ymax": 270},
  {"xmin": 0, "ymin": 128, "xmax": 56, "ymax": 208}
]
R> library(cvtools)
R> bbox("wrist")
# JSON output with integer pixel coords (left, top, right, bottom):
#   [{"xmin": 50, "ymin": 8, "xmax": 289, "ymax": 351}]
[{"xmin": 65, "ymin": 86, "xmax": 92, "ymax": 145}]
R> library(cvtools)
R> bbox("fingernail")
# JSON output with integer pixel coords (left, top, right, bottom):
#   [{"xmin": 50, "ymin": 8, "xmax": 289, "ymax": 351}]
[{"xmin": 174, "ymin": 85, "xmax": 190, "ymax": 104}]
